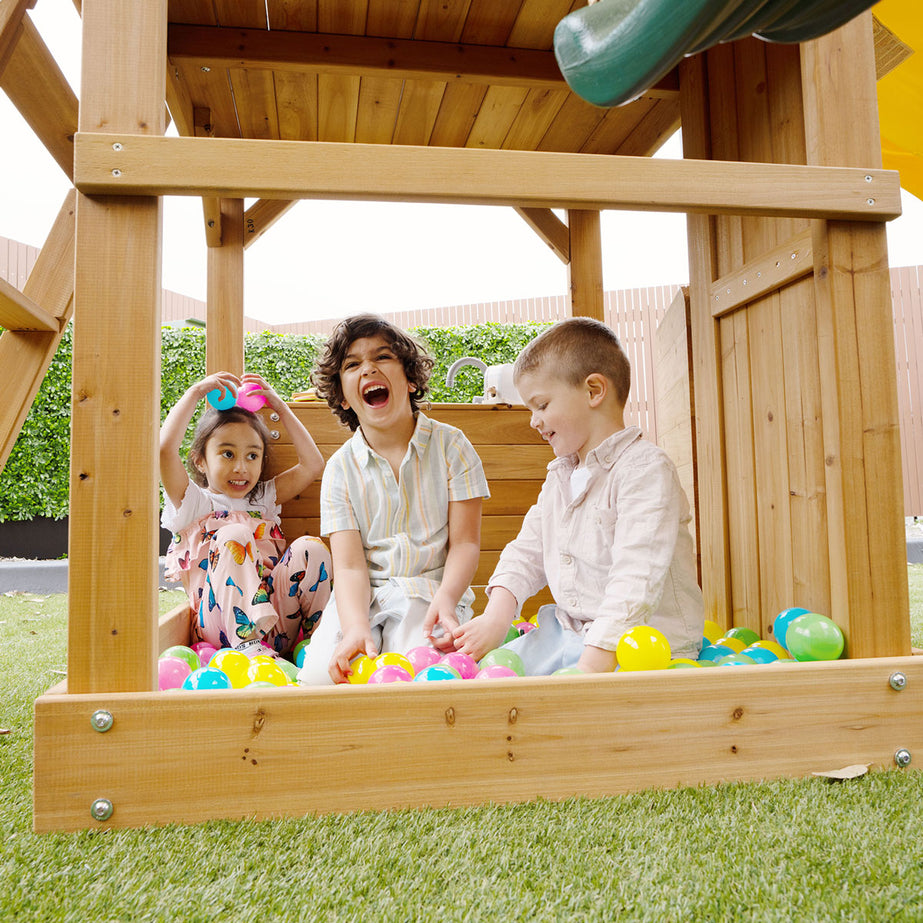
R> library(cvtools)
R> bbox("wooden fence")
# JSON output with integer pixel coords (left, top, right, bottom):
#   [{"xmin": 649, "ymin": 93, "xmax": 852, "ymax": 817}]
[{"xmin": 2, "ymin": 233, "xmax": 923, "ymax": 514}]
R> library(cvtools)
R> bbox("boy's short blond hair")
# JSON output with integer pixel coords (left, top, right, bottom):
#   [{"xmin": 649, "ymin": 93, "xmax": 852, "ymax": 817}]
[{"xmin": 514, "ymin": 317, "xmax": 631, "ymax": 405}]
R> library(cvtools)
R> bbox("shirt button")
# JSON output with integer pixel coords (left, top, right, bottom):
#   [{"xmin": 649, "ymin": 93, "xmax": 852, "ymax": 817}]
[
  {"xmin": 569, "ymin": 598, "xmax": 578, "ymax": 608},
  {"xmin": 560, "ymin": 553, "xmax": 572, "ymax": 565}
]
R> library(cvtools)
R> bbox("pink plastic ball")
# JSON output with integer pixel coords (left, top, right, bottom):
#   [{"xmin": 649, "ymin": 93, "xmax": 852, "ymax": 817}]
[
  {"xmin": 158, "ymin": 656, "xmax": 192, "ymax": 691},
  {"xmin": 368, "ymin": 665, "xmax": 413, "ymax": 684},
  {"xmin": 406, "ymin": 645, "xmax": 442, "ymax": 674},
  {"xmin": 191, "ymin": 642, "xmax": 218, "ymax": 667},
  {"xmin": 236, "ymin": 382, "xmax": 268, "ymax": 412},
  {"xmin": 440, "ymin": 651, "xmax": 479, "ymax": 680}
]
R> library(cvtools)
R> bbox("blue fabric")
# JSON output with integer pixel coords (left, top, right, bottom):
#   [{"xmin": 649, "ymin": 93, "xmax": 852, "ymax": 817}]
[{"xmin": 499, "ymin": 604, "xmax": 586, "ymax": 676}]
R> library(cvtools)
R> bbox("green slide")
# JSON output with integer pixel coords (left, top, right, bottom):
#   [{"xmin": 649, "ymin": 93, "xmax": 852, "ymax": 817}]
[{"xmin": 554, "ymin": 0, "xmax": 880, "ymax": 108}]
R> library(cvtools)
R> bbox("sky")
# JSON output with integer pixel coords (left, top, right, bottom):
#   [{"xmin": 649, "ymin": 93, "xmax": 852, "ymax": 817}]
[{"xmin": 2, "ymin": 1, "xmax": 921, "ymax": 327}]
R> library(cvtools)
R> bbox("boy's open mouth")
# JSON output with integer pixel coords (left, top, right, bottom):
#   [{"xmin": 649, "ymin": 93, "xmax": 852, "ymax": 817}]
[{"xmin": 362, "ymin": 383, "xmax": 390, "ymax": 407}]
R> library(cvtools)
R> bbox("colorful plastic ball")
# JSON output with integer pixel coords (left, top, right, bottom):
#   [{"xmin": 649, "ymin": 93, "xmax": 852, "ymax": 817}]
[
  {"xmin": 210, "ymin": 648, "xmax": 252, "ymax": 688},
  {"xmin": 206, "ymin": 384, "xmax": 236, "ymax": 410},
  {"xmin": 698, "ymin": 643, "xmax": 735, "ymax": 663},
  {"xmin": 414, "ymin": 663, "xmax": 462, "ymax": 682},
  {"xmin": 235, "ymin": 381, "xmax": 267, "ymax": 412},
  {"xmin": 750, "ymin": 639, "xmax": 791, "ymax": 660},
  {"xmin": 740, "ymin": 645, "xmax": 779, "ymax": 664},
  {"xmin": 785, "ymin": 613, "xmax": 845, "ymax": 661},
  {"xmin": 160, "ymin": 644, "xmax": 200, "ymax": 673},
  {"xmin": 616, "ymin": 625, "xmax": 672, "ymax": 671},
  {"xmin": 293, "ymin": 638, "xmax": 311, "ymax": 668},
  {"xmin": 771, "ymin": 607, "xmax": 811, "ymax": 650},
  {"xmin": 478, "ymin": 648, "xmax": 525, "ymax": 676},
  {"xmin": 513, "ymin": 619, "xmax": 537, "ymax": 635},
  {"xmin": 702, "ymin": 619, "xmax": 724, "ymax": 643},
  {"xmin": 191, "ymin": 642, "xmax": 218, "ymax": 667},
  {"xmin": 717, "ymin": 653, "xmax": 758, "ymax": 666},
  {"xmin": 476, "ymin": 665, "xmax": 519, "ymax": 680},
  {"xmin": 275, "ymin": 659, "xmax": 300, "ymax": 682},
  {"xmin": 440, "ymin": 651, "xmax": 479, "ymax": 680},
  {"xmin": 246, "ymin": 660, "xmax": 289, "ymax": 687},
  {"xmin": 668, "ymin": 658, "xmax": 701, "ymax": 669},
  {"xmin": 406, "ymin": 646, "xmax": 441, "ymax": 674},
  {"xmin": 182, "ymin": 666, "xmax": 233, "ymax": 690},
  {"xmin": 715, "ymin": 636, "xmax": 746, "ymax": 654},
  {"xmin": 347, "ymin": 655, "xmax": 378, "ymax": 685},
  {"xmin": 368, "ymin": 665, "xmax": 413, "ymax": 684},
  {"xmin": 503, "ymin": 624, "xmax": 521, "ymax": 644},
  {"xmin": 158, "ymin": 656, "xmax": 192, "ymax": 691},
  {"xmin": 724, "ymin": 626, "xmax": 761, "ymax": 647},
  {"xmin": 374, "ymin": 652, "xmax": 415, "ymax": 677},
  {"xmin": 248, "ymin": 681, "xmax": 278, "ymax": 689}
]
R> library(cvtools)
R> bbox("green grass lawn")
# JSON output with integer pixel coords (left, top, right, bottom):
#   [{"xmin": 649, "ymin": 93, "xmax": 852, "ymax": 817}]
[{"xmin": 3, "ymin": 575, "xmax": 923, "ymax": 922}]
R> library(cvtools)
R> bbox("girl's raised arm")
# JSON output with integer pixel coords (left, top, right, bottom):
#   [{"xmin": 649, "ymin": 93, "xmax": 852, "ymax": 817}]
[
  {"xmin": 240, "ymin": 374, "xmax": 324, "ymax": 505},
  {"xmin": 159, "ymin": 372, "xmax": 239, "ymax": 508}
]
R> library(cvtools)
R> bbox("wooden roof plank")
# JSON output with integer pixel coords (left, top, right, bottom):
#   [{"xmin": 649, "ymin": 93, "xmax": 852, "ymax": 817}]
[
  {"xmin": 75, "ymin": 132, "xmax": 904, "ymax": 221},
  {"xmin": 167, "ymin": 24, "xmax": 569, "ymax": 89}
]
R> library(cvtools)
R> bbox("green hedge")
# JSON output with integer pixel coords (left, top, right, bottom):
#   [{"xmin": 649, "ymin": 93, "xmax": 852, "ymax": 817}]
[{"xmin": 0, "ymin": 322, "xmax": 547, "ymax": 522}]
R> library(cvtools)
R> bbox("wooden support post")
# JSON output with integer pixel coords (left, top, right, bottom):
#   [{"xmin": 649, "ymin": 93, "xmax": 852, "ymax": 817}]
[
  {"xmin": 802, "ymin": 14, "xmax": 910, "ymax": 657},
  {"xmin": 514, "ymin": 206, "xmax": 570, "ymax": 264},
  {"xmin": 567, "ymin": 209, "xmax": 603, "ymax": 321},
  {"xmin": 206, "ymin": 197, "xmax": 244, "ymax": 376},
  {"xmin": 68, "ymin": 0, "xmax": 166, "ymax": 694},
  {"xmin": 0, "ymin": 190, "xmax": 75, "ymax": 473}
]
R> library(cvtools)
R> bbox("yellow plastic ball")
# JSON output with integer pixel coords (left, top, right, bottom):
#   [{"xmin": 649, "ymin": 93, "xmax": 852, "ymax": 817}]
[
  {"xmin": 210, "ymin": 649, "xmax": 252, "ymax": 689},
  {"xmin": 750, "ymin": 639, "xmax": 792, "ymax": 660},
  {"xmin": 246, "ymin": 660, "xmax": 289, "ymax": 687},
  {"xmin": 668, "ymin": 658, "xmax": 701, "ymax": 669},
  {"xmin": 715, "ymin": 636, "xmax": 746, "ymax": 654},
  {"xmin": 616, "ymin": 626, "xmax": 672, "ymax": 671},
  {"xmin": 703, "ymin": 620, "xmax": 724, "ymax": 643},
  {"xmin": 374, "ymin": 652, "xmax": 415, "ymax": 677},
  {"xmin": 347, "ymin": 655, "xmax": 378, "ymax": 684}
]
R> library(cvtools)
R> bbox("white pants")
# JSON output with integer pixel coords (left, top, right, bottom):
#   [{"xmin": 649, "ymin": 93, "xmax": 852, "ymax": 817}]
[{"xmin": 296, "ymin": 582, "xmax": 469, "ymax": 686}]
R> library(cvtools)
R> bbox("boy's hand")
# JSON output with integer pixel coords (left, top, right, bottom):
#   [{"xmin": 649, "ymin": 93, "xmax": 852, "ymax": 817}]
[
  {"xmin": 451, "ymin": 610, "xmax": 513, "ymax": 662},
  {"xmin": 329, "ymin": 628, "xmax": 378, "ymax": 684},
  {"xmin": 576, "ymin": 644, "xmax": 618, "ymax": 674},
  {"xmin": 422, "ymin": 593, "xmax": 461, "ymax": 652}
]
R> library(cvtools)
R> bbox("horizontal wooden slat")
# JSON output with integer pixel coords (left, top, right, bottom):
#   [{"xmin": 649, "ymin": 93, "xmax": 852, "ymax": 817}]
[
  {"xmin": 34, "ymin": 655, "xmax": 923, "ymax": 831},
  {"xmin": 168, "ymin": 24, "xmax": 569, "ymax": 90},
  {"xmin": 75, "ymin": 133, "xmax": 902, "ymax": 220}
]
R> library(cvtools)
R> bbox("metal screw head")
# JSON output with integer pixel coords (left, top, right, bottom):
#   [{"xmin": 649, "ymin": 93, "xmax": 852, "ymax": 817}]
[
  {"xmin": 269, "ymin": 412, "xmax": 280, "ymax": 422},
  {"xmin": 895, "ymin": 748, "xmax": 912, "ymax": 768},
  {"xmin": 90, "ymin": 798, "xmax": 114, "ymax": 821},
  {"xmin": 112, "ymin": 142, "xmax": 122, "ymax": 151},
  {"xmin": 112, "ymin": 169, "xmax": 121, "ymax": 177},
  {"xmin": 889, "ymin": 672, "xmax": 907, "ymax": 691},
  {"xmin": 91, "ymin": 709, "xmax": 114, "ymax": 732},
  {"xmin": 270, "ymin": 430, "xmax": 280, "ymax": 440}
]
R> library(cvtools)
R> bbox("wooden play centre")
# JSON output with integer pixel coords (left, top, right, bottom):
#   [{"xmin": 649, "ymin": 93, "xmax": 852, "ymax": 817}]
[{"xmin": 0, "ymin": 1, "xmax": 920, "ymax": 832}]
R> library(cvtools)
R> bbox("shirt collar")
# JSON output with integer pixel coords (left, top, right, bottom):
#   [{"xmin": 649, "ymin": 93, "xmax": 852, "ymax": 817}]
[
  {"xmin": 349, "ymin": 412, "xmax": 433, "ymax": 468},
  {"xmin": 547, "ymin": 425, "xmax": 643, "ymax": 475}
]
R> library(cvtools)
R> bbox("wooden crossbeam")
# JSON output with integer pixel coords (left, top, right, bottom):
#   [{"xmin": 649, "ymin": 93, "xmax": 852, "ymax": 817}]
[
  {"xmin": 0, "ymin": 13, "xmax": 77, "ymax": 179},
  {"xmin": 0, "ymin": 0, "xmax": 32, "ymax": 76},
  {"xmin": 0, "ymin": 190, "xmax": 76, "ymax": 473},
  {"xmin": 74, "ymin": 133, "xmax": 903, "ymax": 220},
  {"xmin": 244, "ymin": 198, "xmax": 296, "ymax": 249},
  {"xmin": 514, "ymin": 207, "xmax": 570, "ymax": 263},
  {"xmin": 0, "ymin": 275, "xmax": 58, "ymax": 331}
]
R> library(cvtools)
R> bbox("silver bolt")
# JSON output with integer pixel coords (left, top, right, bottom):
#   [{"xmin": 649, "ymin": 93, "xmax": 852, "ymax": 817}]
[
  {"xmin": 90, "ymin": 798, "xmax": 114, "ymax": 821},
  {"xmin": 270, "ymin": 430, "xmax": 280, "ymax": 440},
  {"xmin": 91, "ymin": 709, "xmax": 114, "ymax": 732},
  {"xmin": 269, "ymin": 412, "xmax": 280, "ymax": 422},
  {"xmin": 201, "ymin": 65, "xmax": 211, "ymax": 73},
  {"xmin": 865, "ymin": 175, "xmax": 872, "ymax": 182},
  {"xmin": 889, "ymin": 672, "xmax": 907, "ymax": 691},
  {"xmin": 895, "ymin": 748, "xmax": 912, "ymax": 768},
  {"xmin": 112, "ymin": 142, "xmax": 122, "ymax": 151},
  {"xmin": 867, "ymin": 198, "xmax": 875, "ymax": 206},
  {"xmin": 112, "ymin": 169, "xmax": 121, "ymax": 177}
]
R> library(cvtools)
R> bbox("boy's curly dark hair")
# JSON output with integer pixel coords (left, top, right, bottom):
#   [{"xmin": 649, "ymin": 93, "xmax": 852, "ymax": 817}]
[
  {"xmin": 187, "ymin": 406, "xmax": 272, "ymax": 502},
  {"xmin": 312, "ymin": 313, "xmax": 434, "ymax": 431}
]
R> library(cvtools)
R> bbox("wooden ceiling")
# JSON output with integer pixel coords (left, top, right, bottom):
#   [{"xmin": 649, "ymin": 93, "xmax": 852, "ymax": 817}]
[{"xmin": 165, "ymin": 0, "xmax": 680, "ymax": 157}]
